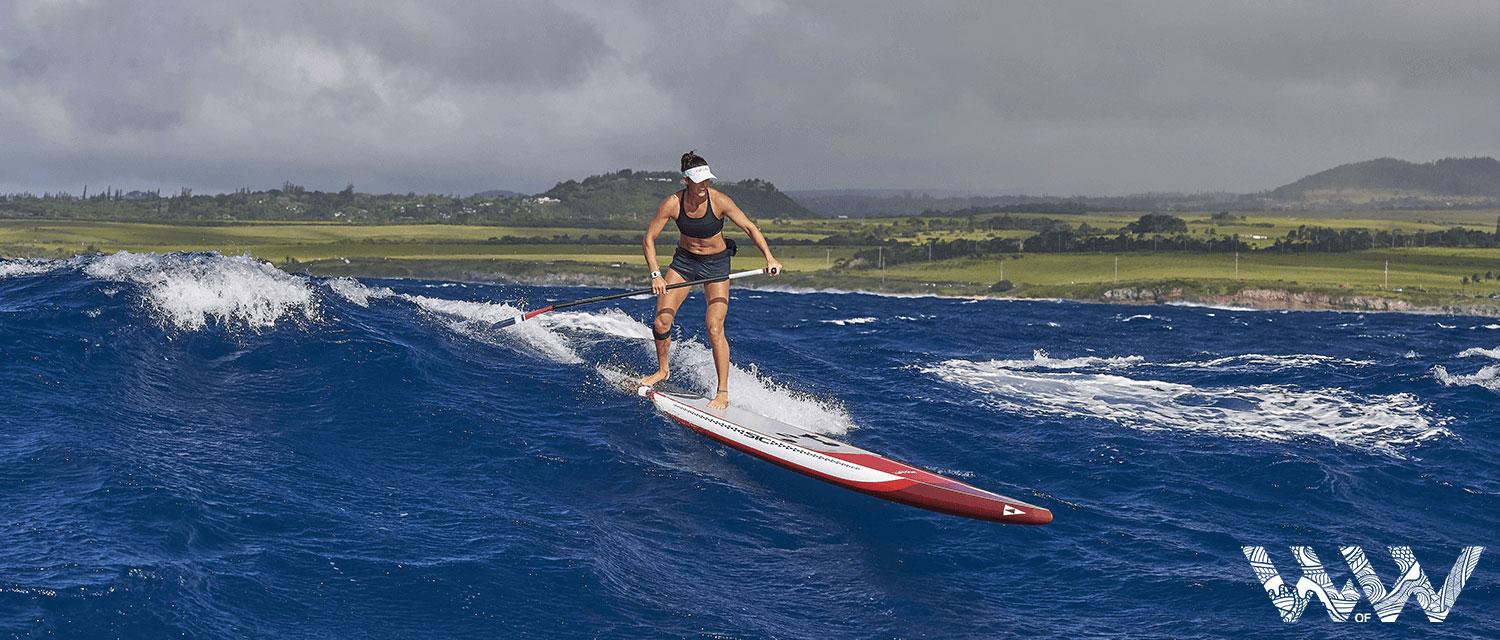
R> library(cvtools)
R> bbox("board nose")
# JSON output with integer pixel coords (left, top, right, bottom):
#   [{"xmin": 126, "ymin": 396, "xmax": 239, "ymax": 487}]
[{"xmin": 1016, "ymin": 507, "xmax": 1053, "ymax": 525}]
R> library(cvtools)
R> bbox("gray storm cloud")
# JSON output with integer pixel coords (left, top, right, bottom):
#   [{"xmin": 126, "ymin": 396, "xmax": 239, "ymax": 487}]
[{"xmin": 0, "ymin": 0, "xmax": 1494, "ymax": 196}]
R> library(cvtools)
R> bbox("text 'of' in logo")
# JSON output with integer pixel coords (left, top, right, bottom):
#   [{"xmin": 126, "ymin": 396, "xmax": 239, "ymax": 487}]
[{"xmin": 1242, "ymin": 546, "xmax": 1483, "ymax": 623}]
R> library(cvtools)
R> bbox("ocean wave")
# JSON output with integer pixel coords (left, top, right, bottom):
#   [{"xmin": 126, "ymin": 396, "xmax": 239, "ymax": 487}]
[
  {"xmin": 925, "ymin": 358, "xmax": 1447, "ymax": 457},
  {"xmin": 1432, "ymin": 364, "xmax": 1500, "ymax": 393},
  {"xmin": 1167, "ymin": 353, "xmax": 1375, "ymax": 370},
  {"xmin": 753, "ymin": 285, "xmax": 860, "ymax": 296},
  {"xmin": 82, "ymin": 252, "xmax": 317, "ymax": 331},
  {"xmin": 326, "ymin": 277, "xmax": 394, "ymax": 307},
  {"xmin": 1164, "ymin": 301, "xmax": 1262, "ymax": 312},
  {"xmin": 402, "ymin": 293, "xmax": 582, "ymax": 364},
  {"xmin": 1456, "ymin": 346, "xmax": 1500, "ymax": 360},
  {"xmin": 547, "ymin": 307, "xmax": 856, "ymax": 434},
  {"xmin": 662, "ymin": 340, "xmax": 856, "ymax": 436},
  {"xmin": 819, "ymin": 317, "xmax": 877, "ymax": 326},
  {"xmin": 0, "ymin": 257, "xmax": 64, "ymax": 278},
  {"xmin": 404, "ymin": 292, "xmax": 858, "ymax": 435},
  {"xmin": 989, "ymin": 349, "xmax": 1146, "ymax": 370},
  {"xmin": 595, "ymin": 339, "xmax": 856, "ymax": 438},
  {"xmin": 986, "ymin": 350, "xmax": 1364, "ymax": 372},
  {"xmin": 551, "ymin": 309, "xmax": 857, "ymax": 435}
]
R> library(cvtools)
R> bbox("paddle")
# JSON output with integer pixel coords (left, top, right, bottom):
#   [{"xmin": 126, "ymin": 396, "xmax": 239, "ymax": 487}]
[{"xmin": 494, "ymin": 267, "xmax": 776, "ymax": 329}]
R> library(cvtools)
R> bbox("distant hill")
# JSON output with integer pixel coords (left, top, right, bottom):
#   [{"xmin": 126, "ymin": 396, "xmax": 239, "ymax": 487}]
[
  {"xmin": 541, "ymin": 169, "xmax": 817, "ymax": 219},
  {"xmin": 787, "ymin": 157, "xmax": 1500, "ymax": 217},
  {"xmin": 787, "ymin": 193, "xmax": 1074, "ymax": 218},
  {"xmin": 1270, "ymin": 157, "xmax": 1500, "ymax": 201},
  {"xmin": 473, "ymin": 189, "xmax": 523, "ymax": 199}
]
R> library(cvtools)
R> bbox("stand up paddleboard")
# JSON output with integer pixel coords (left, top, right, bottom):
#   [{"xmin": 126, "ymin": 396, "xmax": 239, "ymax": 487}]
[
  {"xmin": 617, "ymin": 375, "xmax": 1051, "ymax": 525},
  {"xmin": 492, "ymin": 272, "xmax": 1047, "ymax": 523}
]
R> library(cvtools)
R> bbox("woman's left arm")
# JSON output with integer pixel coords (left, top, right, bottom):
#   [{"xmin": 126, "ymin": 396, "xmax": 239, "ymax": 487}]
[{"xmin": 718, "ymin": 192, "xmax": 782, "ymax": 275}]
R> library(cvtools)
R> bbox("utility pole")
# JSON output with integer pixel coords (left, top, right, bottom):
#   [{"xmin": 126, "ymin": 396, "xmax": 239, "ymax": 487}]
[
  {"xmin": 1384, "ymin": 260, "xmax": 1388, "ymax": 289},
  {"xmin": 879, "ymin": 246, "xmax": 884, "ymax": 284},
  {"xmin": 1114, "ymin": 256, "xmax": 1119, "ymax": 284},
  {"xmin": 1235, "ymin": 251, "xmax": 1239, "ymax": 280},
  {"xmin": 826, "ymin": 248, "xmax": 830, "ymax": 269}
]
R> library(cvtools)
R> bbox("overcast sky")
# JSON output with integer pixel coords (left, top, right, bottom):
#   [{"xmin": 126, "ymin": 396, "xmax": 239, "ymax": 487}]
[{"xmin": 1, "ymin": 0, "xmax": 1495, "ymax": 196}]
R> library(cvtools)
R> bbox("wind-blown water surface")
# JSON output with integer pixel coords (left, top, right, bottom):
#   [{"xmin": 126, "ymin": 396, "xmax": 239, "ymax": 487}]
[{"xmin": 2, "ymin": 252, "xmax": 1495, "ymax": 638}]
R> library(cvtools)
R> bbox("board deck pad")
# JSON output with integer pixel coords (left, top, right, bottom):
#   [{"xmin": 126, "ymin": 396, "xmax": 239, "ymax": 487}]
[{"xmin": 619, "ymin": 373, "xmax": 1051, "ymax": 524}]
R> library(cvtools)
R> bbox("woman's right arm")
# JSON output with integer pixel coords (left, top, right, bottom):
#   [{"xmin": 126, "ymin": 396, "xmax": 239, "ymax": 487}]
[{"xmin": 643, "ymin": 196, "xmax": 676, "ymax": 295}]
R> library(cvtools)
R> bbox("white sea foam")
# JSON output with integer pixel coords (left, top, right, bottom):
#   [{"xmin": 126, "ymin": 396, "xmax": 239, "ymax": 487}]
[
  {"xmin": 0, "ymin": 258, "xmax": 62, "ymax": 278},
  {"xmin": 544, "ymin": 308, "xmax": 856, "ymax": 434},
  {"xmin": 1432, "ymin": 365, "xmax": 1500, "ymax": 393},
  {"xmin": 820, "ymin": 317, "xmax": 877, "ymax": 326},
  {"xmin": 1437, "ymin": 323, "xmax": 1457, "ymax": 329},
  {"xmin": 1120, "ymin": 314, "xmax": 1154, "ymax": 322},
  {"xmin": 925, "ymin": 358, "xmax": 1447, "ymax": 457},
  {"xmin": 1457, "ymin": 346, "xmax": 1500, "ymax": 360},
  {"xmin": 983, "ymin": 350, "xmax": 1365, "ymax": 372},
  {"xmin": 402, "ymin": 294, "xmax": 581, "ymax": 364},
  {"xmin": 1165, "ymin": 301, "xmax": 1262, "ymax": 312},
  {"xmin": 401, "ymin": 293, "xmax": 856, "ymax": 434},
  {"xmin": 754, "ymin": 285, "xmax": 859, "ymax": 296},
  {"xmin": 544, "ymin": 307, "xmax": 652, "ymax": 341},
  {"xmin": 659, "ymin": 340, "xmax": 856, "ymax": 435},
  {"xmin": 83, "ymin": 252, "xmax": 317, "ymax": 331},
  {"xmin": 990, "ymin": 349, "xmax": 1145, "ymax": 370},
  {"xmin": 326, "ymin": 277, "xmax": 394, "ymax": 307},
  {"xmin": 1167, "ymin": 353, "xmax": 1375, "ymax": 370}
]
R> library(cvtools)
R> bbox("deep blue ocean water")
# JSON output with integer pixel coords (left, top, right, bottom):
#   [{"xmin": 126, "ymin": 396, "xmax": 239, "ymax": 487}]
[{"xmin": 2, "ymin": 252, "xmax": 1497, "ymax": 639}]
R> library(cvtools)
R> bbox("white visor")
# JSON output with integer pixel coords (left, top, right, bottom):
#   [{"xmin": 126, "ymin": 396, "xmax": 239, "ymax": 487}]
[{"xmin": 683, "ymin": 165, "xmax": 717, "ymax": 183}]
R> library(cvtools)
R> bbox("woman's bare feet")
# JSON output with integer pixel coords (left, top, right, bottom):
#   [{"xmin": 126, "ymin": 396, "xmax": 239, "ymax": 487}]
[
  {"xmin": 707, "ymin": 390, "xmax": 729, "ymax": 409},
  {"xmin": 639, "ymin": 369, "xmax": 669, "ymax": 387}
]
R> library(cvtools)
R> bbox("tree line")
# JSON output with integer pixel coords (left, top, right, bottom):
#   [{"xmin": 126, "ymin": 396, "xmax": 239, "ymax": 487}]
[
  {"xmin": 851, "ymin": 214, "xmax": 1500, "ymax": 268},
  {"xmin": 0, "ymin": 171, "xmax": 818, "ymax": 224}
]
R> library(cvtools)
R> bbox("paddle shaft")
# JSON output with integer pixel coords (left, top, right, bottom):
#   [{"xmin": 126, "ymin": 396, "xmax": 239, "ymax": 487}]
[{"xmin": 495, "ymin": 267, "xmax": 771, "ymax": 328}]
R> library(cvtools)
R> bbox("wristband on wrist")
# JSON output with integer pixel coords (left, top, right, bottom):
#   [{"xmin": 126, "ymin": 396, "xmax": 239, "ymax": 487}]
[{"xmin": 650, "ymin": 270, "xmax": 662, "ymax": 279}]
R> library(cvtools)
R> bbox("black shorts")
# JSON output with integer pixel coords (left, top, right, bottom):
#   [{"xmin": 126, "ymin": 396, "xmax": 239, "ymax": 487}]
[{"xmin": 668, "ymin": 239, "xmax": 736, "ymax": 281}]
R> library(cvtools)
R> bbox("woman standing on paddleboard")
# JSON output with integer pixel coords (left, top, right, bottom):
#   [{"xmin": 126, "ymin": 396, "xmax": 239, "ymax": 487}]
[{"xmin": 640, "ymin": 151, "xmax": 782, "ymax": 408}]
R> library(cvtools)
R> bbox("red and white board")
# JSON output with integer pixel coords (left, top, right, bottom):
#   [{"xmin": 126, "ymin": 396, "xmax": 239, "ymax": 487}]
[{"xmin": 630, "ymin": 379, "xmax": 1052, "ymax": 525}]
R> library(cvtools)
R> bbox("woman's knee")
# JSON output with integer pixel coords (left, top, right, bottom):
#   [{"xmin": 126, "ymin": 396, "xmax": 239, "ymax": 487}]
[{"xmin": 653, "ymin": 310, "xmax": 676, "ymax": 333}]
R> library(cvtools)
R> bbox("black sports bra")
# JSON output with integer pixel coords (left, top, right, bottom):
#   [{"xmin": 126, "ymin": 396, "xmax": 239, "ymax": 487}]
[{"xmin": 674, "ymin": 190, "xmax": 724, "ymax": 239}]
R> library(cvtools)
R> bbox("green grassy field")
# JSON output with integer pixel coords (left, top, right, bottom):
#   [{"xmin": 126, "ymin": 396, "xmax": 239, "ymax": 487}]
[
  {"xmin": 0, "ymin": 220, "xmax": 856, "ymax": 275},
  {"xmin": 761, "ymin": 208, "xmax": 1500, "ymax": 249},
  {"xmin": 5, "ymin": 217, "xmax": 1499, "ymax": 309},
  {"xmin": 875, "ymin": 250, "xmax": 1500, "ymax": 295},
  {"xmin": 0, "ymin": 220, "xmax": 623, "ymax": 247}
]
